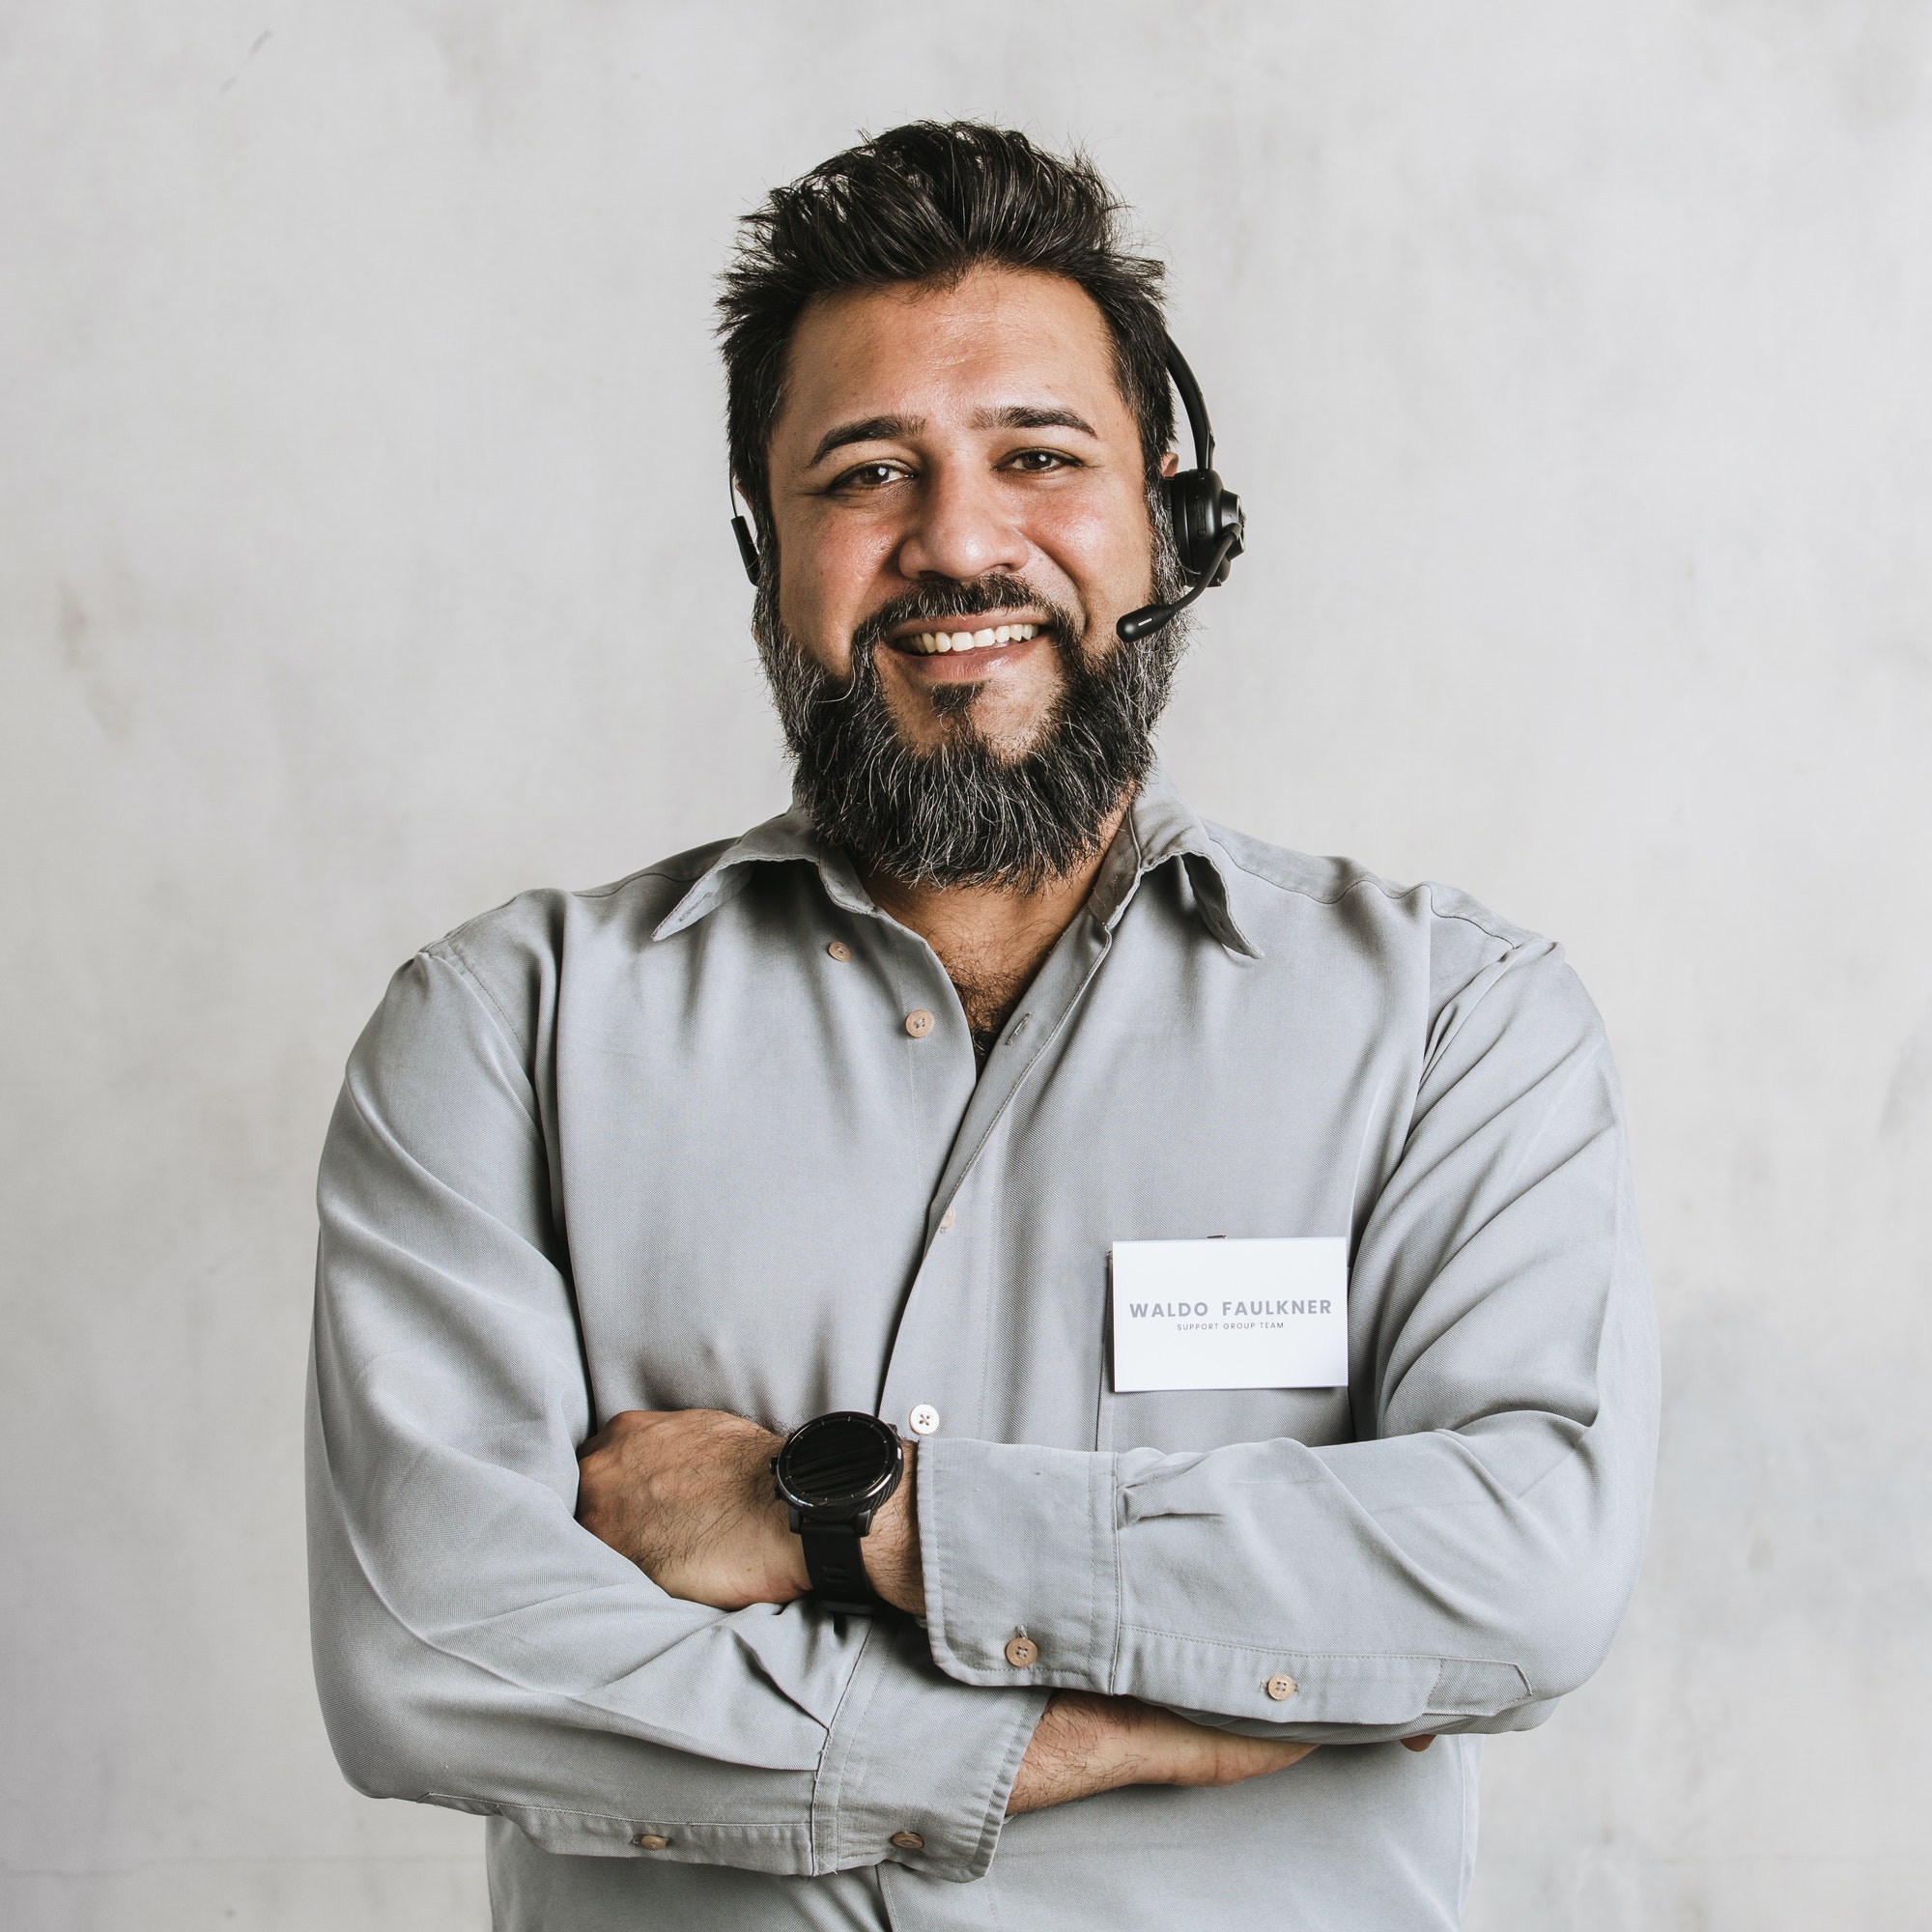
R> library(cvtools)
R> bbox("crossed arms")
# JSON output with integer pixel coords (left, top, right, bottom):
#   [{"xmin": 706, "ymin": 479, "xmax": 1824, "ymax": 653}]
[
  {"xmin": 307, "ymin": 937, "xmax": 1657, "ymax": 1878},
  {"xmin": 573, "ymin": 1406, "xmax": 1350, "ymax": 1818}
]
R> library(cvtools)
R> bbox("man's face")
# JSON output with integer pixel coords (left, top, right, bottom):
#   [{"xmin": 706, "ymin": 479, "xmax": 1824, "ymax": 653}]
[{"xmin": 764, "ymin": 266, "xmax": 1164, "ymax": 758}]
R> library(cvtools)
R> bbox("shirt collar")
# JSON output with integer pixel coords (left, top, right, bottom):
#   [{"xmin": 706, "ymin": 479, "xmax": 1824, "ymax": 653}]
[
  {"xmin": 1095, "ymin": 762, "xmax": 1262, "ymax": 957},
  {"xmin": 651, "ymin": 760, "xmax": 1261, "ymax": 958}
]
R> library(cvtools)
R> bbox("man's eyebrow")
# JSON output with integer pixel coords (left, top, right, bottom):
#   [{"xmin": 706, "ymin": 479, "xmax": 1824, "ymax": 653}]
[
  {"xmin": 806, "ymin": 404, "xmax": 1101, "ymax": 469},
  {"xmin": 973, "ymin": 404, "xmax": 1098, "ymax": 436},
  {"xmin": 808, "ymin": 415, "xmax": 923, "ymax": 468}
]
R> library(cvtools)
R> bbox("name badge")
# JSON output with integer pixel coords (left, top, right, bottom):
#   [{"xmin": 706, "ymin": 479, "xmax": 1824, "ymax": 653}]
[{"xmin": 1110, "ymin": 1237, "xmax": 1349, "ymax": 1392}]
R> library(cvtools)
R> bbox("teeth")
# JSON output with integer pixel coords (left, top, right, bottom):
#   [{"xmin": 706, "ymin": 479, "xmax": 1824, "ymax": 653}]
[{"xmin": 909, "ymin": 622, "xmax": 1037, "ymax": 654}]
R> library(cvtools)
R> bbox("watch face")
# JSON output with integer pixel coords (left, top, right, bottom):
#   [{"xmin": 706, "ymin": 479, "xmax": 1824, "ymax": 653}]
[{"xmin": 776, "ymin": 1412, "xmax": 901, "ymax": 1518}]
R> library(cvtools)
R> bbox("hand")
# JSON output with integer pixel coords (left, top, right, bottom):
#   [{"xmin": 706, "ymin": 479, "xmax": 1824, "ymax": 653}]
[
  {"xmin": 1007, "ymin": 1692, "xmax": 1319, "ymax": 1815},
  {"xmin": 576, "ymin": 1408, "xmax": 807, "ymax": 1610}
]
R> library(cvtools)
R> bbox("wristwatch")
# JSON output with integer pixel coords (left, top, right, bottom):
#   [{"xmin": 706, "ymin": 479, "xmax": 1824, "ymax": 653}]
[{"xmin": 770, "ymin": 1411, "xmax": 904, "ymax": 1615}]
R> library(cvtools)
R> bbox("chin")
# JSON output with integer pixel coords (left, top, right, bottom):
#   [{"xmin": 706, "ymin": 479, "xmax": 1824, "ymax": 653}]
[
  {"xmin": 908, "ymin": 669, "xmax": 1065, "ymax": 739},
  {"xmin": 898, "ymin": 705, "xmax": 1055, "ymax": 766}
]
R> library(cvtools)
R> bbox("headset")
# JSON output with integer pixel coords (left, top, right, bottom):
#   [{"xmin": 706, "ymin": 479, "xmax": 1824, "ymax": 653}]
[{"xmin": 729, "ymin": 333, "xmax": 1244, "ymax": 644}]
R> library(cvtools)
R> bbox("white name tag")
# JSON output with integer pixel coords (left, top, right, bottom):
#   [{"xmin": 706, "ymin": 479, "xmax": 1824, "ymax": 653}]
[{"xmin": 1110, "ymin": 1237, "xmax": 1350, "ymax": 1392}]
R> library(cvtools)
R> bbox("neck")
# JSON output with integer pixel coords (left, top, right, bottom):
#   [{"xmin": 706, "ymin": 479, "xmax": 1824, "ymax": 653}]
[{"xmin": 860, "ymin": 794, "xmax": 1133, "ymax": 1061}]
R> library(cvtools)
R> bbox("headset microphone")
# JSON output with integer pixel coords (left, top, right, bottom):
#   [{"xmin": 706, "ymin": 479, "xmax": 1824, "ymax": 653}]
[
  {"xmin": 1115, "ymin": 338, "xmax": 1246, "ymax": 644},
  {"xmin": 726, "ymin": 333, "xmax": 1245, "ymax": 631}
]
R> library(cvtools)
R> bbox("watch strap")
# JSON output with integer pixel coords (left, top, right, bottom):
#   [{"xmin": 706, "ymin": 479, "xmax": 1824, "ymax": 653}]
[{"xmin": 800, "ymin": 1520, "xmax": 882, "ymax": 1615}]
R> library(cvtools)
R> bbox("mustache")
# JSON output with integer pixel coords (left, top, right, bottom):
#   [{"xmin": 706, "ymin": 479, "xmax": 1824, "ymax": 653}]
[{"xmin": 849, "ymin": 576, "xmax": 1085, "ymax": 659}]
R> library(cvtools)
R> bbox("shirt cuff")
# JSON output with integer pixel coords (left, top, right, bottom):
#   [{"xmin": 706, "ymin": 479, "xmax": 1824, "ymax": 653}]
[
  {"xmin": 917, "ymin": 1436, "xmax": 1119, "ymax": 1694},
  {"xmin": 812, "ymin": 1610, "xmax": 1047, "ymax": 1881}
]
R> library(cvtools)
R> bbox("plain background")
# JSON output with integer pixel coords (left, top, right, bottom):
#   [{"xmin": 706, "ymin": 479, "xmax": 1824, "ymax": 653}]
[{"xmin": 5, "ymin": 4, "xmax": 1929, "ymax": 1926}]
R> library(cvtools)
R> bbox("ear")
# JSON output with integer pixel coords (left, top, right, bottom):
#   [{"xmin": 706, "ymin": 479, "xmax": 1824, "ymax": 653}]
[{"xmin": 1160, "ymin": 450, "xmax": 1180, "ymax": 478}]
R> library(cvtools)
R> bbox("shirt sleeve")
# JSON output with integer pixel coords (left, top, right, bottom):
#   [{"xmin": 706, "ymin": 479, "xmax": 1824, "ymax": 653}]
[
  {"xmin": 917, "ymin": 938, "xmax": 1661, "ymax": 1743},
  {"xmin": 307, "ymin": 951, "xmax": 1046, "ymax": 1878}
]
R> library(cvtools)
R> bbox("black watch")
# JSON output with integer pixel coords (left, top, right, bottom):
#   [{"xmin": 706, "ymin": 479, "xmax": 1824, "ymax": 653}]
[{"xmin": 770, "ymin": 1411, "xmax": 904, "ymax": 1615}]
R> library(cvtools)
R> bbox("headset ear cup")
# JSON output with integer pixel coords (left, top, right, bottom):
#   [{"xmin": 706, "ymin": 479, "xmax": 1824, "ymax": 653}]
[
  {"xmin": 1164, "ymin": 472, "xmax": 1223, "ymax": 579},
  {"xmin": 1121, "ymin": 340, "xmax": 1241, "ymax": 640},
  {"xmin": 1210, "ymin": 487, "xmax": 1245, "ymax": 585}
]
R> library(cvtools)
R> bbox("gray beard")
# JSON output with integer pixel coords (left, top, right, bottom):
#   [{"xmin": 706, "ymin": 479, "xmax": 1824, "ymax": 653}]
[{"xmin": 753, "ymin": 514, "xmax": 1194, "ymax": 892}]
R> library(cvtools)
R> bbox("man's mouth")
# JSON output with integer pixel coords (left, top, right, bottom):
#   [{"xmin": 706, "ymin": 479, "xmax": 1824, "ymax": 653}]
[{"xmin": 894, "ymin": 621, "xmax": 1042, "ymax": 658}]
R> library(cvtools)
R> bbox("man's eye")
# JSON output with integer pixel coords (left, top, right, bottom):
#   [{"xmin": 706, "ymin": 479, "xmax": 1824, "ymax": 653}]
[
  {"xmin": 1007, "ymin": 449, "xmax": 1074, "ymax": 473},
  {"xmin": 834, "ymin": 463, "xmax": 905, "ymax": 491}
]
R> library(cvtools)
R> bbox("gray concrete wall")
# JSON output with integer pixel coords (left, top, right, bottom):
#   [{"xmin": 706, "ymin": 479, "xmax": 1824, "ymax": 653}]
[{"xmin": 4, "ymin": 4, "xmax": 1927, "ymax": 1925}]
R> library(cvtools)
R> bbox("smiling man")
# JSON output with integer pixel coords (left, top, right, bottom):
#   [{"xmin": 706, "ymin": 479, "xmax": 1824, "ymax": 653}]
[{"xmin": 308, "ymin": 124, "xmax": 1659, "ymax": 1931}]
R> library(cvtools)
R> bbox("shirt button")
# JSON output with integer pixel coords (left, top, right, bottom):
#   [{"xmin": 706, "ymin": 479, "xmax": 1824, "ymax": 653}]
[
  {"xmin": 939, "ymin": 1206, "xmax": 955, "ymax": 1231},
  {"xmin": 904, "ymin": 1009, "xmax": 935, "ymax": 1037},
  {"xmin": 634, "ymin": 1833, "xmax": 668, "ymax": 1850},
  {"xmin": 1265, "ymin": 1674, "xmax": 1298, "ymax": 1701},
  {"xmin": 890, "ymin": 1830, "xmax": 925, "ymax": 1851},
  {"xmin": 908, "ymin": 1404, "xmax": 941, "ymax": 1436},
  {"xmin": 1005, "ymin": 1634, "xmax": 1039, "ymax": 1668},
  {"xmin": 827, "ymin": 940, "xmax": 852, "ymax": 961}
]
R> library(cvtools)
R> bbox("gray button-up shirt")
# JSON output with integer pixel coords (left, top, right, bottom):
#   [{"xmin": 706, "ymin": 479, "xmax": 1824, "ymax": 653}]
[{"xmin": 308, "ymin": 767, "xmax": 1658, "ymax": 1931}]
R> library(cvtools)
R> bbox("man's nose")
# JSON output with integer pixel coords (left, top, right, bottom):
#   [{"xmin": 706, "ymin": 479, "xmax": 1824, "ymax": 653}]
[{"xmin": 893, "ymin": 462, "xmax": 1029, "ymax": 582}]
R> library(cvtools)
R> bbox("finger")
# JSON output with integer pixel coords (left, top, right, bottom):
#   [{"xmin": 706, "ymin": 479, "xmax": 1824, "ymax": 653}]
[{"xmin": 1400, "ymin": 1734, "xmax": 1435, "ymax": 1752}]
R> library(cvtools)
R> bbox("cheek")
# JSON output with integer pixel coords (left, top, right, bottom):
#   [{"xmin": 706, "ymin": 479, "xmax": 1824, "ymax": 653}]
[
  {"xmin": 778, "ymin": 517, "xmax": 897, "ymax": 668},
  {"xmin": 1029, "ymin": 489, "xmax": 1151, "ymax": 596}
]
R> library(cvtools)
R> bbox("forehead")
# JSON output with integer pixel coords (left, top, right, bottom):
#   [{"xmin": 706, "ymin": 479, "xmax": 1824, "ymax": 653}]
[{"xmin": 772, "ymin": 267, "xmax": 1134, "ymax": 455}]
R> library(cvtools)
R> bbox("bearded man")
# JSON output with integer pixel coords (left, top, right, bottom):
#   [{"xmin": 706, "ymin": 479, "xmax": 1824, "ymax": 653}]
[{"xmin": 308, "ymin": 122, "xmax": 1659, "ymax": 1932}]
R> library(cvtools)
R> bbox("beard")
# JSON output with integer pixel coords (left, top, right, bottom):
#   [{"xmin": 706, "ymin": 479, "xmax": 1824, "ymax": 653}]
[{"xmin": 753, "ymin": 517, "xmax": 1194, "ymax": 892}]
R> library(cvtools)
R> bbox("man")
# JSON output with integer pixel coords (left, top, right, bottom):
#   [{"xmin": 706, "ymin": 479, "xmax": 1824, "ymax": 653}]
[{"xmin": 308, "ymin": 122, "xmax": 1659, "ymax": 1930}]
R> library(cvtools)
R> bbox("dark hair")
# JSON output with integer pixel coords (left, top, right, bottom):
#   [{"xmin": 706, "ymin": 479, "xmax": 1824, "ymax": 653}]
[{"xmin": 716, "ymin": 121, "xmax": 1172, "ymax": 554}]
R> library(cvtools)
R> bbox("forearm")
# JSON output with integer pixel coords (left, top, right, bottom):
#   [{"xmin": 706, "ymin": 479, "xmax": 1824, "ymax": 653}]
[
  {"xmin": 860, "ymin": 1437, "xmax": 925, "ymax": 1613},
  {"xmin": 310, "ymin": 1350, "xmax": 1049, "ymax": 1874},
  {"xmin": 917, "ymin": 1380, "xmax": 1654, "ymax": 1738},
  {"xmin": 919, "ymin": 991, "xmax": 1659, "ymax": 1736},
  {"xmin": 565, "ymin": 1414, "xmax": 1332, "ymax": 1825},
  {"xmin": 312, "ymin": 960, "xmax": 1043, "ymax": 1880}
]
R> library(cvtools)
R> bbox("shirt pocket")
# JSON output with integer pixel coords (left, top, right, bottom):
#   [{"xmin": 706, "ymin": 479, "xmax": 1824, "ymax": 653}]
[{"xmin": 1096, "ymin": 1383, "xmax": 1354, "ymax": 1454}]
